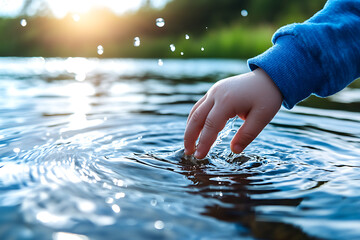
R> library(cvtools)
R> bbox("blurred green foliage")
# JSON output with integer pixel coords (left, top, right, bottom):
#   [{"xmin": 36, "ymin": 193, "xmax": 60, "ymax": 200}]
[{"xmin": 0, "ymin": 0, "xmax": 327, "ymax": 58}]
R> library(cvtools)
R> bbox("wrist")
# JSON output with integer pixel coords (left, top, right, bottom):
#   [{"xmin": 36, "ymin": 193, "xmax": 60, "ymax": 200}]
[{"xmin": 253, "ymin": 68, "xmax": 283, "ymax": 104}]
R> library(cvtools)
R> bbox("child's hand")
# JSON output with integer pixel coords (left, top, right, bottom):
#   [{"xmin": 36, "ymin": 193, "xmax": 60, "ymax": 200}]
[{"xmin": 184, "ymin": 68, "xmax": 283, "ymax": 159}]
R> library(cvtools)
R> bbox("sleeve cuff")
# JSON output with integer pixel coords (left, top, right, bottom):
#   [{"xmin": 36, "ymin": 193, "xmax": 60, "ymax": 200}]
[{"xmin": 247, "ymin": 35, "xmax": 323, "ymax": 109}]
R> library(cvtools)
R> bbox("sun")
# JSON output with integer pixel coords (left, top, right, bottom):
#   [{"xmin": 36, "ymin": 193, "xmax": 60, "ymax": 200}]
[
  {"xmin": 46, "ymin": 0, "xmax": 143, "ymax": 18},
  {"xmin": 47, "ymin": 0, "xmax": 91, "ymax": 18}
]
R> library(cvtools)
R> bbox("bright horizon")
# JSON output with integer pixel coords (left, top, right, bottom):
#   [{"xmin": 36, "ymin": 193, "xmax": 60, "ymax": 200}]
[{"xmin": 0, "ymin": 0, "xmax": 170, "ymax": 17}]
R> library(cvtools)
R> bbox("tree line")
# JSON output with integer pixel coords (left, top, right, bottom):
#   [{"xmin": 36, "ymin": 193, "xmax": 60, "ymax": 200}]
[{"xmin": 0, "ymin": 0, "xmax": 327, "ymax": 57}]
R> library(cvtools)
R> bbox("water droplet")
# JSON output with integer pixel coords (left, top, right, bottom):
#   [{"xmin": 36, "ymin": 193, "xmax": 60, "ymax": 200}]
[
  {"xmin": 97, "ymin": 45, "xmax": 104, "ymax": 55},
  {"xmin": 180, "ymin": 52, "xmax": 184, "ymax": 56},
  {"xmin": 106, "ymin": 197, "xmax": 114, "ymax": 204},
  {"xmin": 205, "ymin": 26, "xmax": 208, "ymax": 30},
  {"xmin": 185, "ymin": 34, "xmax": 190, "ymax": 40},
  {"xmin": 241, "ymin": 9, "xmax": 248, "ymax": 17},
  {"xmin": 72, "ymin": 14, "xmax": 80, "ymax": 22},
  {"xmin": 169, "ymin": 44, "xmax": 175, "ymax": 52},
  {"xmin": 201, "ymin": 47, "xmax": 205, "ymax": 51},
  {"xmin": 158, "ymin": 59, "xmax": 163, "ymax": 66},
  {"xmin": 156, "ymin": 18, "xmax": 165, "ymax": 27},
  {"xmin": 150, "ymin": 199, "xmax": 157, "ymax": 206},
  {"xmin": 154, "ymin": 220, "xmax": 164, "ymax": 230},
  {"xmin": 13, "ymin": 148, "xmax": 20, "ymax": 153},
  {"xmin": 20, "ymin": 19, "xmax": 27, "ymax": 27},
  {"xmin": 134, "ymin": 37, "xmax": 141, "ymax": 47},
  {"xmin": 112, "ymin": 204, "xmax": 120, "ymax": 213}
]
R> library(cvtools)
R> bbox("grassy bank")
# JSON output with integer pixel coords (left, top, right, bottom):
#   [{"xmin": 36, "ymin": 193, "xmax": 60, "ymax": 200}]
[{"xmin": 169, "ymin": 24, "xmax": 275, "ymax": 59}]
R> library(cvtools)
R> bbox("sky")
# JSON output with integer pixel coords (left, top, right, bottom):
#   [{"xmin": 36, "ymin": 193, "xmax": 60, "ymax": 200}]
[{"xmin": 0, "ymin": 0, "xmax": 170, "ymax": 17}]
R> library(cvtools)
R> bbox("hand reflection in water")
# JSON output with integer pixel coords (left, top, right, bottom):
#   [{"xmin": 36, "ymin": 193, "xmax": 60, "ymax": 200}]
[{"xmin": 178, "ymin": 151, "xmax": 317, "ymax": 240}]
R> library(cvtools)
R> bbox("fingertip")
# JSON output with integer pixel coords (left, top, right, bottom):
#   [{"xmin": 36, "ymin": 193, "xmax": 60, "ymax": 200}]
[
  {"xmin": 183, "ymin": 138, "xmax": 195, "ymax": 155},
  {"xmin": 231, "ymin": 144, "xmax": 243, "ymax": 154},
  {"xmin": 194, "ymin": 141, "xmax": 211, "ymax": 159},
  {"xmin": 184, "ymin": 147, "xmax": 194, "ymax": 156},
  {"xmin": 194, "ymin": 150, "xmax": 205, "ymax": 159}
]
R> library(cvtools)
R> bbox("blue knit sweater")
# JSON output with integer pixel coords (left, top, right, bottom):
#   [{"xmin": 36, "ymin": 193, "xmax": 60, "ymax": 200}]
[{"xmin": 248, "ymin": 0, "xmax": 360, "ymax": 109}]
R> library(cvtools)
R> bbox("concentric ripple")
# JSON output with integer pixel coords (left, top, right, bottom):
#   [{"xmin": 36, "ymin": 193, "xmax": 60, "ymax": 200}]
[{"xmin": 1, "ymin": 58, "xmax": 360, "ymax": 239}]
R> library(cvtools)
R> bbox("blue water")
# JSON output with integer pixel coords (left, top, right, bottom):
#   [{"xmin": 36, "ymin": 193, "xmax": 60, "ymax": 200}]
[{"xmin": 1, "ymin": 57, "xmax": 360, "ymax": 240}]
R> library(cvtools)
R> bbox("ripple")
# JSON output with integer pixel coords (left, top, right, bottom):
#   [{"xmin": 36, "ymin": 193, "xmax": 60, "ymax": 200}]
[{"xmin": 1, "ymin": 58, "xmax": 360, "ymax": 239}]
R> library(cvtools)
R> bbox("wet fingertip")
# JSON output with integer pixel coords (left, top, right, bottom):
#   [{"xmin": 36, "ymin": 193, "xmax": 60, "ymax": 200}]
[
  {"xmin": 232, "ymin": 144, "xmax": 243, "ymax": 154},
  {"xmin": 184, "ymin": 148, "xmax": 192, "ymax": 155},
  {"xmin": 194, "ymin": 151, "xmax": 201, "ymax": 159},
  {"xmin": 184, "ymin": 144, "xmax": 195, "ymax": 155}
]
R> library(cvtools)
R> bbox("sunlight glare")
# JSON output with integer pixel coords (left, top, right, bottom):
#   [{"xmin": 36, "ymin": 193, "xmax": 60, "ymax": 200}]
[
  {"xmin": 72, "ymin": 14, "xmax": 80, "ymax": 22},
  {"xmin": 53, "ymin": 232, "xmax": 89, "ymax": 240},
  {"xmin": 65, "ymin": 57, "xmax": 94, "ymax": 82},
  {"xmin": 36, "ymin": 211, "xmax": 69, "ymax": 226},
  {"xmin": 58, "ymin": 82, "xmax": 101, "ymax": 133},
  {"xmin": 47, "ymin": 0, "xmax": 144, "ymax": 18}
]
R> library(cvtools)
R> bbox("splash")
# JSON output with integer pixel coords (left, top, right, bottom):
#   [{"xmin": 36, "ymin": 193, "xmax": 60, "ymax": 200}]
[
  {"xmin": 213, "ymin": 117, "xmax": 238, "ymax": 147},
  {"xmin": 183, "ymin": 117, "xmax": 239, "ymax": 161},
  {"xmin": 208, "ymin": 116, "xmax": 240, "ymax": 161}
]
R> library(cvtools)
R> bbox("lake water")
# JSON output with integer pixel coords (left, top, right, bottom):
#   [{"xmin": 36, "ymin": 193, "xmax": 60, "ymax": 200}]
[{"xmin": 1, "ymin": 57, "xmax": 360, "ymax": 240}]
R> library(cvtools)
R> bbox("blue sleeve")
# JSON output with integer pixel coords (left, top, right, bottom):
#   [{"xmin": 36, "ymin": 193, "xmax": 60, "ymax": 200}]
[{"xmin": 247, "ymin": 0, "xmax": 360, "ymax": 109}]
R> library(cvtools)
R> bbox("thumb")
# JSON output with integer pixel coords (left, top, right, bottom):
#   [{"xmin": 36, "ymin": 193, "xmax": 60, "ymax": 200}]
[{"xmin": 230, "ymin": 108, "xmax": 273, "ymax": 153}]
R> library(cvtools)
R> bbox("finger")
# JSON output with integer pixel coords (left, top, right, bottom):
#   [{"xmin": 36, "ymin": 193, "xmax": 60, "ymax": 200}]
[
  {"xmin": 184, "ymin": 99, "xmax": 214, "ymax": 155},
  {"xmin": 194, "ymin": 104, "xmax": 229, "ymax": 159},
  {"xmin": 230, "ymin": 108, "xmax": 272, "ymax": 154},
  {"xmin": 187, "ymin": 94, "xmax": 207, "ymax": 124}
]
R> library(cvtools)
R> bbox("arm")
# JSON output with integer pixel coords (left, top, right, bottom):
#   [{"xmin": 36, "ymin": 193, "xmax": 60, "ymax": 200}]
[
  {"xmin": 184, "ymin": 0, "xmax": 360, "ymax": 158},
  {"xmin": 249, "ymin": 0, "xmax": 360, "ymax": 109}
]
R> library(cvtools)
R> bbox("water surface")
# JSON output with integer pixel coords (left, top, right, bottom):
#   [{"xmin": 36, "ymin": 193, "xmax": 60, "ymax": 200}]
[{"xmin": 1, "ymin": 58, "xmax": 360, "ymax": 240}]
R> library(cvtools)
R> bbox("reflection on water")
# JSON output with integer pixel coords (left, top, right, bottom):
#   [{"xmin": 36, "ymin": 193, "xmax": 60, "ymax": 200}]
[{"xmin": 1, "ymin": 58, "xmax": 360, "ymax": 239}]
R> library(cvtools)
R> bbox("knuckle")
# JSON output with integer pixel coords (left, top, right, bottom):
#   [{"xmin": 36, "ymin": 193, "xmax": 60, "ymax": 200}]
[
  {"xmin": 190, "ymin": 111, "xmax": 202, "ymax": 124},
  {"xmin": 208, "ymin": 82, "xmax": 222, "ymax": 96},
  {"xmin": 220, "ymin": 91, "xmax": 233, "ymax": 105},
  {"xmin": 204, "ymin": 117, "xmax": 217, "ymax": 130},
  {"xmin": 240, "ymin": 131, "xmax": 257, "ymax": 144}
]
